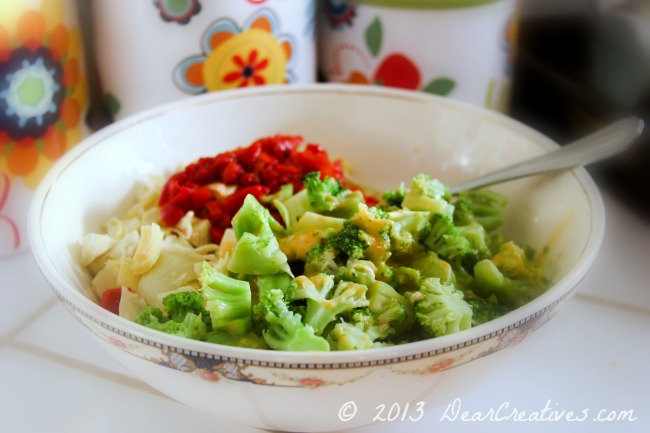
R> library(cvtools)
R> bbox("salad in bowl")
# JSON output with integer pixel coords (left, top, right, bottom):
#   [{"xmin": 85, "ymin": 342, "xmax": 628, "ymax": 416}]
[{"xmin": 81, "ymin": 134, "xmax": 548, "ymax": 352}]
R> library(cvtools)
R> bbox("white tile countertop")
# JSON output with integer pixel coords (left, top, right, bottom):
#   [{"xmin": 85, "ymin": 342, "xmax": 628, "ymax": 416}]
[{"xmin": 1, "ymin": 192, "xmax": 649, "ymax": 433}]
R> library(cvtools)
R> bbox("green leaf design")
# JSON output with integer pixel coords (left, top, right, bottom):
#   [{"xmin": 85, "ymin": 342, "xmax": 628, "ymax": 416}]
[
  {"xmin": 103, "ymin": 93, "xmax": 122, "ymax": 119},
  {"xmin": 365, "ymin": 17, "xmax": 383, "ymax": 58},
  {"xmin": 422, "ymin": 78, "xmax": 456, "ymax": 96}
]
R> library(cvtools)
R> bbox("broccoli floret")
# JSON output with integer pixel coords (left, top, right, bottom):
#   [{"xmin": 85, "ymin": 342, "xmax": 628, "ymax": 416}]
[
  {"xmin": 291, "ymin": 274, "xmax": 369, "ymax": 335},
  {"xmin": 457, "ymin": 222, "xmax": 492, "ymax": 259},
  {"xmin": 135, "ymin": 306, "xmax": 165, "ymax": 327},
  {"xmin": 304, "ymin": 241, "xmax": 339, "ymax": 276},
  {"xmin": 346, "ymin": 306, "xmax": 400, "ymax": 344},
  {"xmin": 387, "ymin": 209, "xmax": 430, "ymax": 255},
  {"xmin": 402, "ymin": 174, "xmax": 454, "ymax": 217},
  {"xmin": 276, "ymin": 211, "xmax": 344, "ymax": 262},
  {"xmin": 411, "ymin": 277, "xmax": 473, "ymax": 337},
  {"xmin": 367, "ymin": 281, "xmax": 415, "ymax": 337},
  {"xmin": 448, "ymin": 256, "xmax": 477, "ymax": 293},
  {"xmin": 305, "ymin": 218, "xmax": 374, "ymax": 276},
  {"xmin": 349, "ymin": 308, "xmax": 381, "ymax": 339},
  {"xmin": 390, "ymin": 266, "xmax": 421, "ymax": 293},
  {"xmin": 453, "ymin": 189, "xmax": 507, "ymax": 232},
  {"xmin": 338, "ymin": 281, "xmax": 416, "ymax": 347},
  {"xmin": 328, "ymin": 321, "xmax": 392, "ymax": 350},
  {"xmin": 227, "ymin": 195, "xmax": 292, "ymax": 276},
  {"xmin": 466, "ymin": 297, "xmax": 510, "ymax": 326},
  {"xmin": 252, "ymin": 273, "xmax": 293, "ymax": 333},
  {"xmin": 328, "ymin": 189, "xmax": 366, "ymax": 219},
  {"xmin": 162, "ymin": 291, "xmax": 205, "ymax": 323},
  {"xmin": 407, "ymin": 251, "xmax": 455, "ymax": 283},
  {"xmin": 200, "ymin": 262, "xmax": 252, "ymax": 336},
  {"xmin": 367, "ymin": 205, "xmax": 389, "ymax": 220},
  {"xmin": 335, "ymin": 259, "xmax": 377, "ymax": 286},
  {"xmin": 424, "ymin": 214, "xmax": 472, "ymax": 260},
  {"xmin": 473, "ymin": 255, "xmax": 548, "ymax": 308},
  {"xmin": 281, "ymin": 172, "xmax": 364, "ymax": 224},
  {"xmin": 328, "ymin": 220, "xmax": 369, "ymax": 260},
  {"xmin": 303, "ymin": 171, "xmax": 345, "ymax": 211},
  {"xmin": 350, "ymin": 203, "xmax": 393, "ymax": 263},
  {"xmin": 135, "ymin": 306, "xmax": 207, "ymax": 340},
  {"xmin": 257, "ymin": 286, "xmax": 329, "ymax": 351},
  {"xmin": 382, "ymin": 182, "xmax": 408, "ymax": 207},
  {"xmin": 492, "ymin": 241, "xmax": 543, "ymax": 280}
]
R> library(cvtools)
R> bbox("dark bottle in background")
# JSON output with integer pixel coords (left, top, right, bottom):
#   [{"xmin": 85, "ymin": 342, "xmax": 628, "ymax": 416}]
[{"xmin": 509, "ymin": 0, "xmax": 650, "ymax": 221}]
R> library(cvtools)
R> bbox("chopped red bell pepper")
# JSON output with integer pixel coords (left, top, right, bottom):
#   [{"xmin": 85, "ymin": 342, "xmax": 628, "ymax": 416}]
[
  {"xmin": 100, "ymin": 287, "xmax": 123, "ymax": 315},
  {"xmin": 158, "ymin": 135, "xmax": 372, "ymax": 243}
]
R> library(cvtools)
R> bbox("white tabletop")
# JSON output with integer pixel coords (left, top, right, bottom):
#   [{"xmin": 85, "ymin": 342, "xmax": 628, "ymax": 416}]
[{"xmin": 1, "ymin": 192, "xmax": 649, "ymax": 433}]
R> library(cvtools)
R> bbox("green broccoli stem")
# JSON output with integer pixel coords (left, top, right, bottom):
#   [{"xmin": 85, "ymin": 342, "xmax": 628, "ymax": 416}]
[
  {"xmin": 473, "ymin": 259, "xmax": 547, "ymax": 308},
  {"xmin": 261, "ymin": 288, "xmax": 330, "ymax": 351},
  {"xmin": 201, "ymin": 262, "xmax": 252, "ymax": 336}
]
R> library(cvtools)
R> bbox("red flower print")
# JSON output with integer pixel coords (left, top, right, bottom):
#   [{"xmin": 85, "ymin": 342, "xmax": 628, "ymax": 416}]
[
  {"xmin": 299, "ymin": 377, "xmax": 325, "ymax": 388},
  {"xmin": 108, "ymin": 336, "xmax": 126, "ymax": 349},
  {"xmin": 223, "ymin": 49, "xmax": 269, "ymax": 88},
  {"xmin": 201, "ymin": 370, "xmax": 220, "ymax": 382},
  {"xmin": 426, "ymin": 358, "xmax": 454, "ymax": 373}
]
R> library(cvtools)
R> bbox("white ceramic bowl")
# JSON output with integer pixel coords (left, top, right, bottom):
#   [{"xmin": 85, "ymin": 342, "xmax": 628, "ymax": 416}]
[{"xmin": 28, "ymin": 85, "xmax": 605, "ymax": 432}]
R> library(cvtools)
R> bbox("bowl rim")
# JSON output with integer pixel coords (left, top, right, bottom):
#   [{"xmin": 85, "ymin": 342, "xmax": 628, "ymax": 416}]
[{"xmin": 28, "ymin": 83, "xmax": 606, "ymax": 368}]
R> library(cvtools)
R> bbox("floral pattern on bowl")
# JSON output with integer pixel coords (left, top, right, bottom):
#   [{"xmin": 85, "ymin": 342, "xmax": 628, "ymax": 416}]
[{"xmin": 56, "ymin": 279, "xmax": 569, "ymax": 389}]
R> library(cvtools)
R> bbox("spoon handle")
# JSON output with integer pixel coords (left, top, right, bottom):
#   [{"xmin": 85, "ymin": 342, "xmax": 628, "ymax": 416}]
[{"xmin": 449, "ymin": 117, "xmax": 645, "ymax": 194}]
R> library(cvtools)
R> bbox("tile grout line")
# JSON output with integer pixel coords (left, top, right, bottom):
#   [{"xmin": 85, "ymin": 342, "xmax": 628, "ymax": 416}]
[
  {"xmin": 1, "ymin": 299, "xmax": 59, "ymax": 346},
  {"xmin": 575, "ymin": 292, "xmax": 650, "ymax": 316},
  {"xmin": 8, "ymin": 339, "xmax": 172, "ymax": 400}
]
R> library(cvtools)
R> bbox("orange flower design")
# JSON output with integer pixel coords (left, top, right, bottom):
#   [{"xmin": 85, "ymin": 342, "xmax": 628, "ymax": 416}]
[
  {"xmin": 299, "ymin": 377, "xmax": 326, "ymax": 388},
  {"xmin": 426, "ymin": 358, "xmax": 454, "ymax": 373}
]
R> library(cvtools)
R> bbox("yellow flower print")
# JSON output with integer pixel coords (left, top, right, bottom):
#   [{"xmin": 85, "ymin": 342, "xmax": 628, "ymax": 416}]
[{"xmin": 175, "ymin": 9, "xmax": 295, "ymax": 94}]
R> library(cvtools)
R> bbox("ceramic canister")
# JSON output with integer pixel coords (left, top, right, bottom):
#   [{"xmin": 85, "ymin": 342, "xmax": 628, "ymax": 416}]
[
  {"xmin": 0, "ymin": 0, "xmax": 89, "ymax": 256},
  {"xmin": 318, "ymin": 0, "xmax": 518, "ymax": 111},
  {"xmin": 91, "ymin": 0, "xmax": 318, "ymax": 121}
]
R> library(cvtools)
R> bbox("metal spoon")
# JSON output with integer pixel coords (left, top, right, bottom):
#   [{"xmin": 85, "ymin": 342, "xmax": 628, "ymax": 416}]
[{"xmin": 449, "ymin": 117, "xmax": 645, "ymax": 194}]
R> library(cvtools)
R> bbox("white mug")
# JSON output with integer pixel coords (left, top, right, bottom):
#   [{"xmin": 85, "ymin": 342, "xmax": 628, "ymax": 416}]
[
  {"xmin": 318, "ymin": 0, "xmax": 517, "ymax": 111},
  {"xmin": 91, "ymin": 0, "xmax": 318, "ymax": 121}
]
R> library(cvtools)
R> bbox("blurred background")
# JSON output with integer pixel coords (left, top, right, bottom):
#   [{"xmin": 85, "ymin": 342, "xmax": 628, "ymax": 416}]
[{"xmin": 510, "ymin": 0, "xmax": 650, "ymax": 220}]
